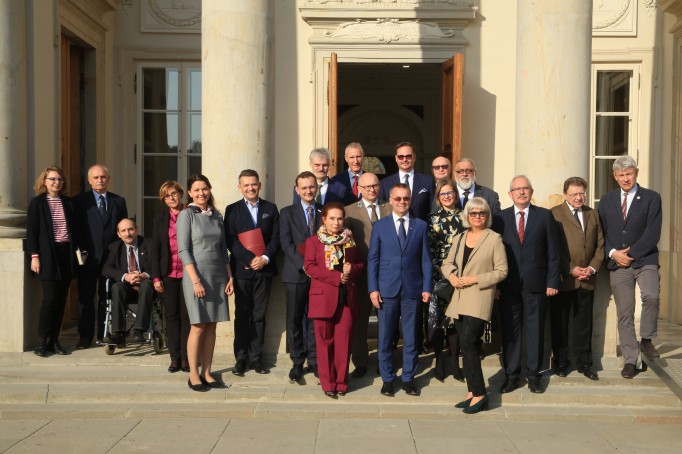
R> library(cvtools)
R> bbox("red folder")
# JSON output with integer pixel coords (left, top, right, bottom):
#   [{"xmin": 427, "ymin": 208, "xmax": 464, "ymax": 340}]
[
  {"xmin": 238, "ymin": 228, "xmax": 266, "ymax": 257},
  {"xmin": 296, "ymin": 242, "xmax": 306, "ymax": 257}
]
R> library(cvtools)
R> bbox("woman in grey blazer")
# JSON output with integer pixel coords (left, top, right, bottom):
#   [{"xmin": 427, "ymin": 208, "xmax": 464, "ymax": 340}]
[{"xmin": 441, "ymin": 197, "xmax": 507, "ymax": 414}]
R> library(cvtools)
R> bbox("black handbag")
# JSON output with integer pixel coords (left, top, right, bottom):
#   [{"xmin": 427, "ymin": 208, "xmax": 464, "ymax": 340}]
[{"xmin": 433, "ymin": 234, "xmax": 464, "ymax": 302}]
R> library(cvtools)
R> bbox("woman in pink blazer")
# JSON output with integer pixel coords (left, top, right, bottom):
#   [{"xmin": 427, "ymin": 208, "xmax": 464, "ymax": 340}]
[{"xmin": 304, "ymin": 202, "xmax": 364, "ymax": 398}]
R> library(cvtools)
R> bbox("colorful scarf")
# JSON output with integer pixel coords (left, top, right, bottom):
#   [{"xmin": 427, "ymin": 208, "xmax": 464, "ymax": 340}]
[{"xmin": 317, "ymin": 226, "xmax": 356, "ymax": 270}]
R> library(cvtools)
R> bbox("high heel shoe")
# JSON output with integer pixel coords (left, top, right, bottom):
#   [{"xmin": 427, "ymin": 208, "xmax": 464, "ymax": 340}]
[
  {"xmin": 455, "ymin": 397, "xmax": 473, "ymax": 409},
  {"xmin": 188, "ymin": 378, "xmax": 209, "ymax": 392},
  {"xmin": 200, "ymin": 374, "xmax": 228, "ymax": 389},
  {"xmin": 462, "ymin": 394, "xmax": 489, "ymax": 414},
  {"xmin": 168, "ymin": 360, "xmax": 180, "ymax": 373}
]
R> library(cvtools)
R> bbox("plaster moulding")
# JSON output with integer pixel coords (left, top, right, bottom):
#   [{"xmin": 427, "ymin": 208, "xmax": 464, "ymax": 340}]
[
  {"xmin": 141, "ymin": 0, "xmax": 201, "ymax": 34},
  {"xmin": 304, "ymin": 0, "xmax": 474, "ymax": 5},
  {"xmin": 325, "ymin": 19, "xmax": 453, "ymax": 43},
  {"xmin": 592, "ymin": 0, "xmax": 637, "ymax": 36}
]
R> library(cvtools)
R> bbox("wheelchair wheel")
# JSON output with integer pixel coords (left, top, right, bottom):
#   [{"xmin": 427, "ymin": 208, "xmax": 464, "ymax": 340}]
[
  {"xmin": 152, "ymin": 331, "xmax": 163, "ymax": 354},
  {"xmin": 104, "ymin": 344, "xmax": 116, "ymax": 355}
]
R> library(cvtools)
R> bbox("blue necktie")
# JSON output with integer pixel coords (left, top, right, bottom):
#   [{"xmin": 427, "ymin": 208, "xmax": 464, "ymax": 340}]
[
  {"xmin": 398, "ymin": 218, "xmax": 407, "ymax": 250},
  {"xmin": 98, "ymin": 195, "xmax": 107, "ymax": 221}
]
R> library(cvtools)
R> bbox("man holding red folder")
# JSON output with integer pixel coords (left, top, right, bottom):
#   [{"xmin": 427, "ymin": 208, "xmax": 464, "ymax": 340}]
[{"xmin": 226, "ymin": 169, "xmax": 280, "ymax": 376}]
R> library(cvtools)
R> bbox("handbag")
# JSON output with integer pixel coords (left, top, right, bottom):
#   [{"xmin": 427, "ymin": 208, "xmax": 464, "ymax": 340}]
[{"xmin": 433, "ymin": 234, "xmax": 465, "ymax": 302}]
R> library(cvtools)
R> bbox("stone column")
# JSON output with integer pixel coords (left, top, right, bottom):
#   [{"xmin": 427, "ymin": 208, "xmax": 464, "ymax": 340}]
[
  {"xmin": 0, "ymin": 0, "xmax": 30, "ymax": 352},
  {"xmin": 515, "ymin": 0, "xmax": 592, "ymax": 207},
  {"xmin": 202, "ymin": 1, "xmax": 283, "ymax": 354}
]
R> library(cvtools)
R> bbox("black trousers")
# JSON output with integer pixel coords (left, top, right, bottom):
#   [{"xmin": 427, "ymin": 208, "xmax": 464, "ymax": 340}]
[
  {"xmin": 550, "ymin": 288, "xmax": 594, "ymax": 368},
  {"xmin": 110, "ymin": 280, "xmax": 154, "ymax": 333},
  {"xmin": 162, "ymin": 277, "xmax": 190, "ymax": 362},
  {"xmin": 285, "ymin": 281, "xmax": 317, "ymax": 366},
  {"xmin": 38, "ymin": 242, "xmax": 72, "ymax": 342},
  {"xmin": 500, "ymin": 290, "xmax": 548, "ymax": 377},
  {"xmin": 234, "ymin": 275, "xmax": 271, "ymax": 362},
  {"xmin": 77, "ymin": 264, "xmax": 108, "ymax": 341},
  {"xmin": 454, "ymin": 315, "xmax": 487, "ymax": 397}
]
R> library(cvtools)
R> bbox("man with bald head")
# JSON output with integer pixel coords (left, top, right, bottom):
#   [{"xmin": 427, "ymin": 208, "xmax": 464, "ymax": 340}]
[
  {"xmin": 344, "ymin": 172, "xmax": 391, "ymax": 377},
  {"xmin": 331, "ymin": 142, "xmax": 365, "ymax": 205},
  {"xmin": 73, "ymin": 164, "xmax": 128, "ymax": 349},
  {"xmin": 431, "ymin": 156, "xmax": 451, "ymax": 181}
]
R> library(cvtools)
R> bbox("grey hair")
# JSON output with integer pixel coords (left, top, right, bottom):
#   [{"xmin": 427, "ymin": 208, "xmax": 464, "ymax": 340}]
[
  {"xmin": 345, "ymin": 142, "xmax": 364, "ymax": 156},
  {"xmin": 612, "ymin": 155, "xmax": 638, "ymax": 172},
  {"xmin": 509, "ymin": 174, "xmax": 532, "ymax": 191},
  {"xmin": 309, "ymin": 147, "xmax": 331, "ymax": 163},
  {"xmin": 456, "ymin": 157, "xmax": 476, "ymax": 169},
  {"xmin": 461, "ymin": 197, "xmax": 492, "ymax": 229}
]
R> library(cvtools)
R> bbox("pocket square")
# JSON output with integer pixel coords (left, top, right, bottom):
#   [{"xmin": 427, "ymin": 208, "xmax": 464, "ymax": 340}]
[
  {"xmin": 262, "ymin": 213, "xmax": 271, "ymax": 219},
  {"xmin": 419, "ymin": 188, "xmax": 428, "ymax": 194}
]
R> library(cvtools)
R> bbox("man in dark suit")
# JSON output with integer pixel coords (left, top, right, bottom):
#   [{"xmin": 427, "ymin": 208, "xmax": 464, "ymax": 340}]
[
  {"xmin": 330, "ymin": 142, "xmax": 365, "ymax": 205},
  {"xmin": 453, "ymin": 158, "xmax": 501, "ymax": 216},
  {"xmin": 280, "ymin": 171, "xmax": 321, "ymax": 383},
  {"xmin": 344, "ymin": 172, "xmax": 391, "ymax": 378},
  {"xmin": 379, "ymin": 142, "xmax": 434, "ymax": 221},
  {"xmin": 73, "ymin": 164, "xmax": 128, "ymax": 349},
  {"xmin": 101, "ymin": 219, "xmax": 153, "ymax": 346},
  {"xmin": 293, "ymin": 148, "xmax": 348, "ymax": 205},
  {"xmin": 598, "ymin": 155, "xmax": 662, "ymax": 379},
  {"xmin": 497, "ymin": 175, "xmax": 560, "ymax": 394},
  {"xmin": 226, "ymin": 169, "xmax": 280, "ymax": 376},
  {"xmin": 551, "ymin": 177, "xmax": 604, "ymax": 381},
  {"xmin": 368, "ymin": 183, "xmax": 432, "ymax": 397}
]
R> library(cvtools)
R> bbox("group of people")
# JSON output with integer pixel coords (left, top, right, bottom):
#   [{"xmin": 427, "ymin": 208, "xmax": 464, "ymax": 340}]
[{"xmin": 26, "ymin": 141, "xmax": 662, "ymax": 413}]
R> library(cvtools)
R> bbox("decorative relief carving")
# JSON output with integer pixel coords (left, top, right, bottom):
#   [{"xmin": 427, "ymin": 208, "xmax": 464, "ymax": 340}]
[
  {"xmin": 142, "ymin": 0, "xmax": 201, "ymax": 33},
  {"xmin": 324, "ymin": 19, "xmax": 453, "ymax": 43},
  {"xmin": 644, "ymin": 0, "xmax": 657, "ymax": 16},
  {"xmin": 592, "ymin": 0, "xmax": 636, "ymax": 36},
  {"xmin": 307, "ymin": 0, "xmax": 474, "ymax": 5}
]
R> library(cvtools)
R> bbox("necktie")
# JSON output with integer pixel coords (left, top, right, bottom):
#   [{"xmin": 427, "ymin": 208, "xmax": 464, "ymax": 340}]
[
  {"xmin": 573, "ymin": 209, "xmax": 582, "ymax": 230},
  {"xmin": 621, "ymin": 192, "xmax": 628, "ymax": 220},
  {"xmin": 352, "ymin": 175, "xmax": 358, "ymax": 198},
  {"xmin": 403, "ymin": 173, "xmax": 410, "ymax": 190},
  {"xmin": 462, "ymin": 190, "xmax": 470, "ymax": 207},
  {"xmin": 307, "ymin": 206, "xmax": 315, "ymax": 237},
  {"xmin": 398, "ymin": 218, "xmax": 407, "ymax": 250},
  {"xmin": 98, "ymin": 195, "xmax": 107, "ymax": 221},
  {"xmin": 315, "ymin": 187, "xmax": 322, "ymax": 204},
  {"xmin": 128, "ymin": 246, "xmax": 140, "ymax": 290},
  {"xmin": 518, "ymin": 211, "xmax": 525, "ymax": 244},
  {"xmin": 368, "ymin": 203, "xmax": 378, "ymax": 223}
]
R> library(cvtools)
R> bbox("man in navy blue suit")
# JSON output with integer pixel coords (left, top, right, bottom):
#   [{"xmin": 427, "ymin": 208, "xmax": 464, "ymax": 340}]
[
  {"xmin": 497, "ymin": 175, "xmax": 560, "ymax": 394},
  {"xmin": 367, "ymin": 183, "xmax": 432, "ymax": 397},
  {"xmin": 598, "ymin": 155, "xmax": 662, "ymax": 379},
  {"xmin": 330, "ymin": 142, "xmax": 364, "ymax": 205},
  {"xmin": 293, "ymin": 148, "xmax": 348, "ymax": 205},
  {"xmin": 379, "ymin": 142, "xmax": 435, "ymax": 221}
]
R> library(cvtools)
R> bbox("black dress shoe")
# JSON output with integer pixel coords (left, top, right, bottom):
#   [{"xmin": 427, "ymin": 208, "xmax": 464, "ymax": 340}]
[
  {"xmin": 52, "ymin": 341, "xmax": 69, "ymax": 355},
  {"xmin": 499, "ymin": 377, "xmax": 521, "ymax": 394},
  {"xmin": 199, "ymin": 375, "xmax": 228, "ymax": 389},
  {"xmin": 641, "ymin": 341, "xmax": 660, "ymax": 360},
  {"xmin": 289, "ymin": 364, "xmax": 304, "ymax": 383},
  {"xmin": 34, "ymin": 340, "xmax": 47, "ymax": 357},
  {"xmin": 307, "ymin": 364, "xmax": 319, "ymax": 378},
  {"xmin": 76, "ymin": 339, "xmax": 91, "ymax": 350},
  {"xmin": 621, "ymin": 363, "xmax": 636, "ymax": 379},
  {"xmin": 577, "ymin": 366, "xmax": 599, "ymax": 381},
  {"xmin": 168, "ymin": 361, "xmax": 180, "ymax": 373},
  {"xmin": 350, "ymin": 366, "xmax": 367, "ymax": 379},
  {"xmin": 232, "ymin": 360, "xmax": 247, "ymax": 376},
  {"xmin": 250, "ymin": 360, "xmax": 270, "ymax": 374},
  {"xmin": 380, "ymin": 381, "xmax": 395, "ymax": 397},
  {"xmin": 337, "ymin": 391, "xmax": 346, "ymax": 397},
  {"xmin": 187, "ymin": 378, "xmax": 209, "ymax": 392},
  {"xmin": 528, "ymin": 376, "xmax": 544, "ymax": 394},
  {"xmin": 555, "ymin": 366, "xmax": 568, "ymax": 378},
  {"xmin": 402, "ymin": 380, "xmax": 420, "ymax": 396},
  {"xmin": 324, "ymin": 391, "xmax": 338, "ymax": 399}
]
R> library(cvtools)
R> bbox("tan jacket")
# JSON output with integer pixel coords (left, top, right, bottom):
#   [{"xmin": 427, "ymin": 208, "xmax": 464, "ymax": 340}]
[
  {"xmin": 441, "ymin": 229, "xmax": 507, "ymax": 322},
  {"xmin": 550, "ymin": 202, "xmax": 604, "ymax": 291},
  {"xmin": 344, "ymin": 200, "xmax": 392, "ymax": 260}
]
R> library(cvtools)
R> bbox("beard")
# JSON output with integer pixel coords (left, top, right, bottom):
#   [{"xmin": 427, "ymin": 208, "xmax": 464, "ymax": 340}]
[{"xmin": 457, "ymin": 177, "xmax": 474, "ymax": 191}]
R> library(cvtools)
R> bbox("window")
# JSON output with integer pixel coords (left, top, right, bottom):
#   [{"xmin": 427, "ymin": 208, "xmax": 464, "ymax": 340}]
[
  {"xmin": 590, "ymin": 65, "xmax": 639, "ymax": 206},
  {"xmin": 138, "ymin": 63, "xmax": 201, "ymax": 235}
]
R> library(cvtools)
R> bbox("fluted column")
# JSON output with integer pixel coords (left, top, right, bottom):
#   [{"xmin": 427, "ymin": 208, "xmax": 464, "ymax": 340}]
[{"xmin": 515, "ymin": 0, "xmax": 592, "ymax": 207}]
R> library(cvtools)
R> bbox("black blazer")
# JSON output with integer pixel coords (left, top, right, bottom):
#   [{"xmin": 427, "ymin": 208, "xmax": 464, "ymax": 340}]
[
  {"xmin": 26, "ymin": 194, "xmax": 80, "ymax": 281},
  {"xmin": 279, "ymin": 202, "xmax": 322, "ymax": 284},
  {"xmin": 102, "ymin": 236, "xmax": 153, "ymax": 283},
  {"xmin": 455, "ymin": 183, "xmax": 501, "ymax": 216},
  {"xmin": 496, "ymin": 204, "xmax": 561, "ymax": 293},
  {"xmin": 598, "ymin": 186, "xmax": 662, "ymax": 270},
  {"xmin": 225, "ymin": 198, "xmax": 280, "ymax": 279},
  {"xmin": 73, "ymin": 190, "xmax": 128, "ymax": 269},
  {"xmin": 150, "ymin": 208, "xmax": 177, "ymax": 281},
  {"xmin": 379, "ymin": 171, "xmax": 435, "ymax": 221},
  {"xmin": 330, "ymin": 171, "xmax": 361, "ymax": 205},
  {"xmin": 292, "ymin": 178, "xmax": 348, "ymax": 206}
]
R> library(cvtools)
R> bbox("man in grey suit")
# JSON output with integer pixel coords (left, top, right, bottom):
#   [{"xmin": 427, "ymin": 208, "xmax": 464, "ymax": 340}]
[
  {"xmin": 344, "ymin": 172, "xmax": 391, "ymax": 378},
  {"xmin": 598, "ymin": 155, "xmax": 662, "ymax": 379},
  {"xmin": 280, "ymin": 171, "xmax": 321, "ymax": 382},
  {"xmin": 551, "ymin": 177, "xmax": 604, "ymax": 381},
  {"xmin": 453, "ymin": 158, "xmax": 501, "ymax": 216}
]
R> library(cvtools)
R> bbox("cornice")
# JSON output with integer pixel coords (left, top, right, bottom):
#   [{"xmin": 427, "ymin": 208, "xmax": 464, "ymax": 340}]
[{"xmin": 662, "ymin": 0, "xmax": 682, "ymax": 35}]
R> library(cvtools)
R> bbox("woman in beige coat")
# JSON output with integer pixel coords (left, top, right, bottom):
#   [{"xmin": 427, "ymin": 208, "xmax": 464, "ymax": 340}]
[{"xmin": 441, "ymin": 197, "xmax": 507, "ymax": 414}]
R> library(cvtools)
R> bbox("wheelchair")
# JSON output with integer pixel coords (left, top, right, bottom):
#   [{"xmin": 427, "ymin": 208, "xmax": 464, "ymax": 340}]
[{"xmin": 102, "ymin": 278, "xmax": 166, "ymax": 355}]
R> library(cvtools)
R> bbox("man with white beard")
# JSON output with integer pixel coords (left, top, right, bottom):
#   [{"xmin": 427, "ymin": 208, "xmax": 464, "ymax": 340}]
[{"xmin": 453, "ymin": 158, "xmax": 500, "ymax": 216}]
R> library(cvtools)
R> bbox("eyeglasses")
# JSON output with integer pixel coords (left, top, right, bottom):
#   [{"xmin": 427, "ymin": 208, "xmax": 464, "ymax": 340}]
[
  {"xmin": 392, "ymin": 196, "xmax": 411, "ymax": 202},
  {"xmin": 45, "ymin": 177, "xmax": 64, "ymax": 183},
  {"xmin": 566, "ymin": 192, "xmax": 586, "ymax": 199},
  {"xmin": 510, "ymin": 186, "xmax": 532, "ymax": 192},
  {"xmin": 468, "ymin": 211, "xmax": 488, "ymax": 218},
  {"xmin": 432, "ymin": 165, "xmax": 449, "ymax": 171},
  {"xmin": 164, "ymin": 191, "xmax": 181, "ymax": 200},
  {"xmin": 438, "ymin": 191, "xmax": 455, "ymax": 198},
  {"xmin": 360, "ymin": 184, "xmax": 380, "ymax": 191},
  {"xmin": 455, "ymin": 169, "xmax": 474, "ymax": 175},
  {"xmin": 396, "ymin": 154, "xmax": 413, "ymax": 160}
]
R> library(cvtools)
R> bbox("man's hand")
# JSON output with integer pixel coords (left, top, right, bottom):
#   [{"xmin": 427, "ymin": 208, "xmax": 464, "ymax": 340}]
[
  {"xmin": 422, "ymin": 292, "xmax": 431, "ymax": 303},
  {"xmin": 250, "ymin": 256, "xmax": 267, "ymax": 270},
  {"xmin": 612, "ymin": 247, "xmax": 634, "ymax": 268},
  {"xmin": 370, "ymin": 291, "xmax": 382, "ymax": 309},
  {"xmin": 546, "ymin": 288, "xmax": 558, "ymax": 297},
  {"xmin": 30, "ymin": 257, "xmax": 40, "ymax": 274}
]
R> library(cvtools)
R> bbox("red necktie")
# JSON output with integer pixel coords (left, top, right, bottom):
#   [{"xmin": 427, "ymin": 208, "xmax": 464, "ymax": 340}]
[
  {"xmin": 518, "ymin": 211, "xmax": 525, "ymax": 244},
  {"xmin": 352, "ymin": 175, "xmax": 358, "ymax": 198},
  {"xmin": 621, "ymin": 193, "xmax": 628, "ymax": 220},
  {"xmin": 128, "ymin": 246, "xmax": 139, "ymax": 290}
]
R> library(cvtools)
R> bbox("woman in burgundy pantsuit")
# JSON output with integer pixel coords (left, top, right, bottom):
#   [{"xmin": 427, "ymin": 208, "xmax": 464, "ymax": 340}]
[{"xmin": 304, "ymin": 202, "xmax": 364, "ymax": 399}]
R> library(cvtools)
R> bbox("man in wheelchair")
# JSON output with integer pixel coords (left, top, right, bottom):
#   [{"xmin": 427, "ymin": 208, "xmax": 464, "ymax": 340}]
[{"xmin": 102, "ymin": 218, "xmax": 154, "ymax": 346}]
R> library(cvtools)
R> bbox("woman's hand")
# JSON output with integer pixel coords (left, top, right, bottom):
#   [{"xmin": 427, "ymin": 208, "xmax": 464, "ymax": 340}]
[
  {"xmin": 459, "ymin": 275, "xmax": 478, "ymax": 287},
  {"xmin": 30, "ymin": 257, "xmax": 40, "ymax": 274},
  {"xmin": 225, "ymin": 277, "xmax": 234, "ymax": 296},
  {"xmin": 154, "ymin": 281, "xmax": 165, "ymax": 293},
  {"xmin": 193, "ymin": 281, "xmax": 206, "ymax": 298},
  {"xmin": 448, "ymin": 273, "xmax": 463, "ymax": 288}
]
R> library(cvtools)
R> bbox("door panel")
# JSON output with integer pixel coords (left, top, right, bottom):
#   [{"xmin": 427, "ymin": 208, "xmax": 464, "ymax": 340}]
[
  {"xmin": 441, "ymin": 54, "xmax": 464, "ymax": 173},
  {"xmin": 328, "ymin": 52, "xmax": 339, "ymax": 176}
]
